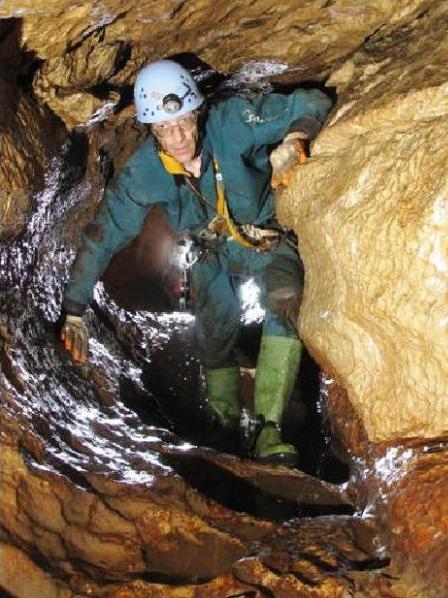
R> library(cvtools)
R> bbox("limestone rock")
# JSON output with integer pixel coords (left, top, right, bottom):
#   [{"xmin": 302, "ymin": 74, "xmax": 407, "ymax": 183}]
[
  {"xmin": 0, "ymin": 79, "xmax": 45, "ymax": 238},
  {"xmin": 0, "ymin": 20, "xmax": 66, "ymax": 239},
  {"xmin": 0, "ymin": 0, "xmax": 433, "ymax": 129},
  {"xmin": 33, "ymin": 32, "xmax": 124, "ymax": 129},
  {"xmin": 279, "ymin": 2, "xmax": 448, "ymax": 443},
  {"xmin": 0, "ymin": 543, "xmax": 75, "ymax": 598},
  {"xmin": 0, "ymin": 405, "xmax": 248, "ymax": 587}
]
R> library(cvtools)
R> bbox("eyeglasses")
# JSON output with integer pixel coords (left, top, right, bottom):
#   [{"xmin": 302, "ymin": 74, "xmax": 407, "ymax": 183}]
[{"xmin": 152, "ymin": 113, "xmax": 197, "ymax": 138}]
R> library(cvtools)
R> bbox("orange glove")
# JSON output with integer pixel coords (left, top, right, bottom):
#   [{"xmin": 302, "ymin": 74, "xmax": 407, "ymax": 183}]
[
  {"xmin": 270, "ymin": 133, "xmax": 307, "ymax": 189},
  {"xmin": 61, "ymin": 314, "xmax": 89, "ymax": 363}
]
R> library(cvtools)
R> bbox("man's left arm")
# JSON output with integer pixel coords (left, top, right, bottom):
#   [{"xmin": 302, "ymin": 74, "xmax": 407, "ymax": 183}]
[{"xmin": 250, "ymin": 89, "xmax": 333, "ymax": 187}]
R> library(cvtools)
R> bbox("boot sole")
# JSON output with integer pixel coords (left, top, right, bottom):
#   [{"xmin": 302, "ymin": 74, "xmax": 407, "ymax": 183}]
[{"xmin": 256, "ymin": 452, "xmax": 299, "ymax": 468}]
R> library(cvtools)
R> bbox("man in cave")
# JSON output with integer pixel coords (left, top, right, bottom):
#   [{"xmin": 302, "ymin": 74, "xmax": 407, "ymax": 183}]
[{"xmin": 60, "ymin": 59, "xmax": 332, "ymax": 467}]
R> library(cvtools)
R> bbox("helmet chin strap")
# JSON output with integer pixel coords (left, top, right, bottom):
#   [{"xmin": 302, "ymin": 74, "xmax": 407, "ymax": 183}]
[
  {"xmin": 193, "ymin": 134, "xmax": 202, "ymax": 160},
  {"xmin": 193, "ymin": 105, "xmax": 207, "ymax": 158}
]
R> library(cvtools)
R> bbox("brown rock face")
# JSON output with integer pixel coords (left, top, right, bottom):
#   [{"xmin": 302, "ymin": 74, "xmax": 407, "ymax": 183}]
[
  {"xmin": 387, "ymin": 447, "xmax": 448, "ymax": 598},
  {"xmin": 0, "ymin": 20, "xmax": 66, "ymax": 239},
  {"xmin": 1, "ymin": 1, "xmax": 448, "ymax": 597},
  {"xmin": 0, "ymin": 0, "xmax": 433, "ymax": 130},
  {"xmin": 279, "ymin": 2, "xmax": 448, "ymax": 444}
]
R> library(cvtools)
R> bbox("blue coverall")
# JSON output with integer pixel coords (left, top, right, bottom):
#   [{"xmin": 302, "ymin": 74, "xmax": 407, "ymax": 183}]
[{"xmin": 63, "ymin": 90, "xmax": 332, "ymax": 368}]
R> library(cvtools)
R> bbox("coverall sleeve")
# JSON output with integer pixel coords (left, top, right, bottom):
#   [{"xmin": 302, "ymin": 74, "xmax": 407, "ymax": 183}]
[
  {"xmin": 63, "ymin": 161, "xmax": 154, "ymax": 314},
  {"xmin": 238, "ymin": 88, "xmax": 332, "ymax": 150}
]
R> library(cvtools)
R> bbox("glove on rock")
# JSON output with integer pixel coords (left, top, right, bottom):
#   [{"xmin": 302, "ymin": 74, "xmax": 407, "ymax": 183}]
[
  {"xmin": 270, "ymin": 132, "xmax": 307, "ymax": 189},
  {"xmin": 61, "ymin": 314, "xmax": 89, "ymax": 363}
]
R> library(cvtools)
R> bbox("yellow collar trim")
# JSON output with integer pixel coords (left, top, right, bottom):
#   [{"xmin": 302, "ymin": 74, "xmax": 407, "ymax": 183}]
[{"xmin": 158, "ymin": 151, "xmax": 189, "ymax": 176}]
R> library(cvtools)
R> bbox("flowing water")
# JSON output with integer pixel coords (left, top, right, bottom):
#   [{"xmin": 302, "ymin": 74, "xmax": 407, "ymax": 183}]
[{"xmin": 0, "ymin": 61, "xmax": 399, "ymax": 596}]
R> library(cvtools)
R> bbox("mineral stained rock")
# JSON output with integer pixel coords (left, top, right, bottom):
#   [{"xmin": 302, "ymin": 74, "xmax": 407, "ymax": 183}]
[
  {"xmin": 0, "ymin": 20, "xmax": 66, "ymax": 239},
  {"xmin": 387, "ymin": 447, "xmax": 448, "ymax": 598}
]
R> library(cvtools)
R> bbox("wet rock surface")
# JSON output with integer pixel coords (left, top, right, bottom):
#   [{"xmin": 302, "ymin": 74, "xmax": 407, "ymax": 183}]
[
  {"xmin": 0, "ymin": 247, "xmax": 365, "ymax": 597},
  {"xmin": 0, "ymin": 305, "xmax": 388, "ymax": 597},
  {"xmin": 1, "ymin": 1, "xmax": 448, "ymax": 597}
]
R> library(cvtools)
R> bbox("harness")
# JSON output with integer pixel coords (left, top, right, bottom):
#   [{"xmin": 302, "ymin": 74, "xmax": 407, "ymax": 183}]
[{"xmin": 158, "ymin": 151, "xmax": 288, "ymax": 252}]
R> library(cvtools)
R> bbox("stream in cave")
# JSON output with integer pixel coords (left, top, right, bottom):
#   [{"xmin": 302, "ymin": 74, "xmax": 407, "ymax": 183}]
[
  {"xmin": 0, "ymin": 118, "xmax": 352, "ymax": 524},
  {"xmin": 0, "ymin": 50, "xmax": 403, "ymax": 598}
]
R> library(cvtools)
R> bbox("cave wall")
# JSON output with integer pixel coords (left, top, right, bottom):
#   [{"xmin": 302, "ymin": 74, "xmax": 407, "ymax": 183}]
[
  {"xmin": 1, "ymin": 1, "xmax": 448, "ymax": 597},
  {"xmin": 0, "ymin": 19, "xmax": 66, "ymax": 240},
  {"xmin": 278, "ymin": 2, "xmax": 448, "ymax": 443}
]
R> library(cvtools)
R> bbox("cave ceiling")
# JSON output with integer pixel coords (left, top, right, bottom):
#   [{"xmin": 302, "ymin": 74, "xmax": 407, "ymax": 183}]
[{"xmin": 0, "ymin": 0, "xmax": 435, "ymax": 129}]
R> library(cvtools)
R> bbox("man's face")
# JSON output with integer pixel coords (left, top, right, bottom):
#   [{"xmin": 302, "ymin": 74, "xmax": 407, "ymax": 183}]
[{"xmin": 152, "ymin": 112, "xmax": 198, "ymax": 165}]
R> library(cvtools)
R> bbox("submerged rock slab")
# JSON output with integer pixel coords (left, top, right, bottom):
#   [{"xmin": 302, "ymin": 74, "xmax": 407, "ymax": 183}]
[
  {"xmin": 279, "ymin": 2, "xmax": 448, "ymax": 443},
  {"xmin": 201, "ymin": 451, "xmax": 351, "ymax": 507}
]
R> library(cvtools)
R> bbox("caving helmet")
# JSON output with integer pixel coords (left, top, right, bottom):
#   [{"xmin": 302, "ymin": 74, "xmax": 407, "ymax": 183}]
[{"xmin": 134, "ymin": 59, "xmax": 204, "ymax": 124}]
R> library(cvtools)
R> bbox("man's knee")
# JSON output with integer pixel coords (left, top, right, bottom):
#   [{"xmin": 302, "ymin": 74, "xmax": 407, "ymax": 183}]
[
  {"xmin": 195, "ymin": 316, "xmax": 241, "ymax": 369},
  {"xmin": 267, "ymin": 286, "xmax": 303, "ymax": 332}
]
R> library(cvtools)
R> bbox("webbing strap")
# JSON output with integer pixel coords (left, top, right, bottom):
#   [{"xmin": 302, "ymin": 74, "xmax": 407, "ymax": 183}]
[
  {"xmin": 159, "ymin": 150, "xmax": 258, "ymax": 249},
  {"xmin": 213, "ymin": 158, "xmax": 256, "ymax": 249}
]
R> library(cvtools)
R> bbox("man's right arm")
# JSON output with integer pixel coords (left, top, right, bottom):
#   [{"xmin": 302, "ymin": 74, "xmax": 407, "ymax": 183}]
[
  {"xmin": 64, "ymin": 161, "xmax": 153, "ymax": 314},
  {"xmin": 61, "ymin": 159, "xmax": 154, "ymax": 360}
]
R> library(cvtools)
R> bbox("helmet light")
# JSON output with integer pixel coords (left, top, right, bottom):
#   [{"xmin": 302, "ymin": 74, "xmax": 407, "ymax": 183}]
[{"xmin": 162, "ymin": 94, "xmax": 183, "ymax": 114}]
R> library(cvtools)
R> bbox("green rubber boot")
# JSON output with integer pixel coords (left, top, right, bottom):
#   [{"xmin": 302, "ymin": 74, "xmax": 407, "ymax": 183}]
[
  {"xmin": 205, "ymin": 366, "xmax": 240, "ymax": 428},
  {"xmin": 254, "ymin": 336, "xmax": 302, "ymax": 466}
]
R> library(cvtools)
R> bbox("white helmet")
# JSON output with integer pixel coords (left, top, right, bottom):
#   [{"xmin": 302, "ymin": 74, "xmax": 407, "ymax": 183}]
[{"xmin": 134, "ymin": 60, "xmax": 204, "ymax": 124}]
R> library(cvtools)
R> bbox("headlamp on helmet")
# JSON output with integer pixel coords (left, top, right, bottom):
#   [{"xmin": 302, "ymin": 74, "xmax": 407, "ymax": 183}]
[{"xmin": 134, "ymin": 60, "xmax": 204, "ymax": 124}]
